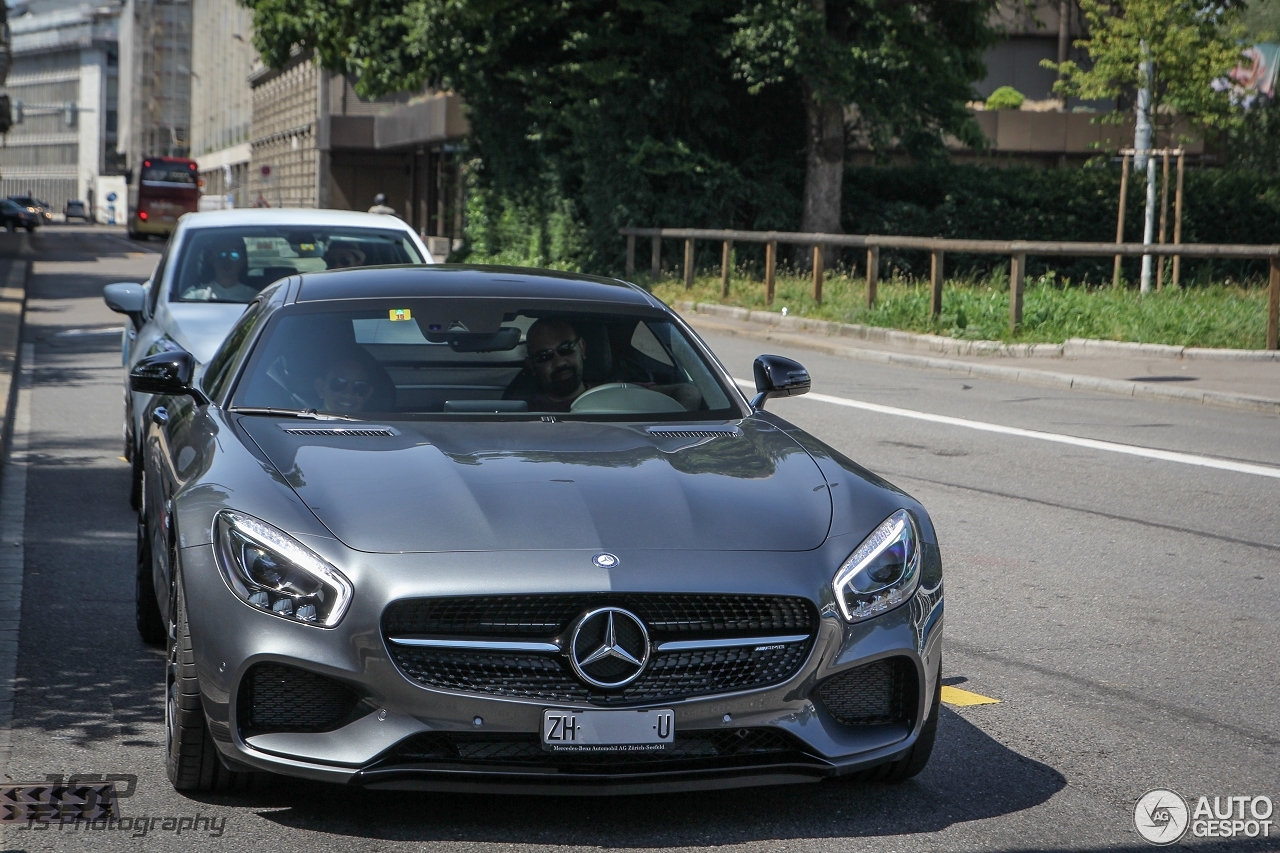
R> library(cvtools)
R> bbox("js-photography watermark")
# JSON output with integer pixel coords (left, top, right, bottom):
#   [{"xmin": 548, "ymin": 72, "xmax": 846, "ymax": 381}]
[
  {"xmin": 0, "ymin": 774, "xmax": 228, "ymax": 838},
  {"xmin": 1135, "ymin": 789, "xmax": 1273, "ymax": 845}
]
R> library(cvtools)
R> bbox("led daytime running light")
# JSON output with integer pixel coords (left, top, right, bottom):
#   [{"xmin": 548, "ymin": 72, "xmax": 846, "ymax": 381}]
[
  {"xmin": 832, "ymin": 509, "xmax": 920, "ymax": 623},
  {"xmin": 213, "ymin": 510, "xmax": 352, "ymax": 627}
]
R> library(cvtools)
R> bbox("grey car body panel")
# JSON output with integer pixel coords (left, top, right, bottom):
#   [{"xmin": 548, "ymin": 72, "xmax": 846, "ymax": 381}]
[
  {"xmin": 141, "ymin": 266, "xmax": 943, "ymax": 793},
  {"xmin": 237, "ymin": 417, "xmax": 835, "ymax": 553}
]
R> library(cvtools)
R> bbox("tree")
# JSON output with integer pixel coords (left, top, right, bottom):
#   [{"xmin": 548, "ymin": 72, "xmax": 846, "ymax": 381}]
[
  {"xmin": 243, "ymin": 0, "xmax": 809, "ymax": 271},
  {"xmin": 1046, "ymin": 0, "xmax": 1246, "ymax": 140},
  {"xmin": 1046, "ymin": 0, "xmax": 1246, "ymax": 291},
  {"xmin": 727, "ymin": 0, "xmax": 996, "ymax": 236}
]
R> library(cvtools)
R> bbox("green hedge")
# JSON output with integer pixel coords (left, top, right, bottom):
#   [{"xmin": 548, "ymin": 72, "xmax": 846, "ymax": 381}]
[{"xmin": 840, "ymin": 165, "xmax": 1280, "ymax": 285}]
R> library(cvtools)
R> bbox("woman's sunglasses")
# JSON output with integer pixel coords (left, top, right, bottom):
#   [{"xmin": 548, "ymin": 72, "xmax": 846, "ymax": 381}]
[
  {"xmin": 530, "ymin": 339, "xmax": 580, "ymax": 364},
  {"xmin": 328, "ymin": 376, "xmax": 372, "ymax": 396},
  {"xmin": 215, "ymin": 250, "xmax": 242, "ymax": 261}
]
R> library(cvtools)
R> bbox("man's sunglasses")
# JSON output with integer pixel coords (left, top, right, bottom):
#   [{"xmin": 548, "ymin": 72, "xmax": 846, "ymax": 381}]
[
  {"xmin": 328, "ymin": 376, "xmax": 372, "ymax": 396},
  {"xmin": 215, "ymin": 250, "xmax": 242, "ymax": 261},
  {"xmin": 530, "ymin": 339, "xmax": 580, "ymax": 364}
]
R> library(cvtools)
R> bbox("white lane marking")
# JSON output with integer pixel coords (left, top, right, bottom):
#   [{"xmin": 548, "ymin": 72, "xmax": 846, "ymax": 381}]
[
  {"xmin": 0, "ymin": 344, "xmax": 33, "ymax": 776},
  {"xmin": 734, "ymin": 379, "xmax": 1280, "ymax": 480}
]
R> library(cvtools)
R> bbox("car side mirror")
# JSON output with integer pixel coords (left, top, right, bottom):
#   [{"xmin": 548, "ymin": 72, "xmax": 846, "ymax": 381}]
[
  {"xmin": 103, "ymin": 282, "xmax": 146, "ymax": 329},
  {"xmin": 751, "ymin": 354, "xmax": 810, "ymax": 410},
  {"xmin": 129, "ymin": 350, "xmax": 208, "ymax": 404}
]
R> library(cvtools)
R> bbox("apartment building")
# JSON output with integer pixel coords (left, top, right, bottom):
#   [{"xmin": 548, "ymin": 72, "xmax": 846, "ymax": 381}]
[
  {"xmin": 0, "ymin": 0, "xmax": 122, "ymax": 211},
  {"xmin": 189, "ymin": 0, "xmax": 254, "ymax": 206},
  {"xmin": 117, "ymin": 0, "xmax": 191, "ymax": 170},
  {"xmin": 245, "ymin": 49, "xmax": 469, "ymax": 247}
]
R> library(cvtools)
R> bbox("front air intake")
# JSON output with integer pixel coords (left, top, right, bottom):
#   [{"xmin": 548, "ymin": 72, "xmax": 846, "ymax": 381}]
[
  {"xmin": 237, "ymin": 663, "xmax": 364, "ymax": 735},
  {"xmin": 814, "ymin": 657, "xmax": 918, "ymax": 727}
]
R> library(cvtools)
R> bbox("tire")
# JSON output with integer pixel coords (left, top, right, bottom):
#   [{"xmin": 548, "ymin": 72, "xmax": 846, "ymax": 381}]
[
  {"xmin": 877, "ymin": 668, "xmax": 941, "ymax": 784},
  {"xmin": 135, "ymin": 515, "xmax": 165, "ymax": 646},
  {"xmin": 5, "ymin": 223, "xmax": 13, "ymax": 233},
  {"xmin": 166, "ymin": 576, "xmax": 253, "ymax": 792},
  {"xmin": 24, "ymin": 225, "xmax": 34, "ymax": 233},
  {"xmin": 129, "ymin": 446, "xmax": 143, "ymax": 510}
]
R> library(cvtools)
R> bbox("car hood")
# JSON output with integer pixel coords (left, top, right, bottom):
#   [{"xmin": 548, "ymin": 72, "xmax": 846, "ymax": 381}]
[
  {"xmin": 164, "ymin": 301, "xmax": 251, "ymax": 363},
  {"xmin": 238, "ymin": 417, "xmax": 833, "ymax": 553}
]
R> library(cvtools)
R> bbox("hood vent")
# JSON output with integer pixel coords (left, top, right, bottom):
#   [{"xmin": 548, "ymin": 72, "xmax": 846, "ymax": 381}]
[
  {"xmin": 647, "ymin": 427, "xmax": 741, "ymax": 439},
  {"xmin": 281, "ymin": 426, "xmax": 397, "ymax": 437}
]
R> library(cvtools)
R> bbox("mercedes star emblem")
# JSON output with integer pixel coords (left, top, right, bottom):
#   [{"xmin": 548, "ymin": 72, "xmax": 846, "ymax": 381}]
[
  {"xmin": 592, "ymin": 552, "xmax": 619, "ymax": 568},
  {"xmin": 568, "ymin": 607, "xmax": 650, "ymax": 688}
]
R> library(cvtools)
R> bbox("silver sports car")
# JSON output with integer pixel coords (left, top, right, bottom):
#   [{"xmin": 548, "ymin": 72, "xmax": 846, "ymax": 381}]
[{"xmin": 128, "ymin": 265, "xmax": 943, "ymax": 794}]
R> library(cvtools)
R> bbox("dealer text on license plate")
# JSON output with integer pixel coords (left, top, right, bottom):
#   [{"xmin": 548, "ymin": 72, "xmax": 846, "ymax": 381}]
[{"xmin": 541, "ymin": 708, "xmax": 674, "ymax": 752}]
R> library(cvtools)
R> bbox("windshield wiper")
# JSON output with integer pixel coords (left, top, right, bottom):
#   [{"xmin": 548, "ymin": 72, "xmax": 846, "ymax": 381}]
[{"xmin": 228, "ymin": 406, "xmax": 363, "ymax": 422}]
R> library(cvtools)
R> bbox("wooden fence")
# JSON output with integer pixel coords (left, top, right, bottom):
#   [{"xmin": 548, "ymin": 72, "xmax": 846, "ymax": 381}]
[{"xmin": 618, "ymin": 227, "xmax": 1280, "ymax": 350}]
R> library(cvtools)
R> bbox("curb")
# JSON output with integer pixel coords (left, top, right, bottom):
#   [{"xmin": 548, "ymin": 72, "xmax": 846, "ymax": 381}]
[
  {"xmin": 0, "ymin": 259, "xmax": 28, "ymax": 458},
  {"xmin": 674, "ymin": 301, "xmax": 1280, "ymax": 363},
  {"xmin": 680, "ymin": 309, "xmax": 1280, "ymax": 417}
]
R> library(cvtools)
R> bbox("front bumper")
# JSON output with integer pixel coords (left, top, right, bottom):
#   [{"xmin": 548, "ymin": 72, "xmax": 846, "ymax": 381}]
[{"xmin": 179, "ymin": 543, "xmax": 943, "ymax": 794}]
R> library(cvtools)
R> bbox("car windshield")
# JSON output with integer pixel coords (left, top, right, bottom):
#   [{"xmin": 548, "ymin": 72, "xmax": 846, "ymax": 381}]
[
  {"xmin": 141, "ymin": 164, "xmax": 196, "ymax": 185},
  {"xmin": 170, "ymin": 226, "xmax": 425, "ymax": 304},
  {"xmin": 232, "ymin": 302, "xmax": 739, "ymax": 419}
]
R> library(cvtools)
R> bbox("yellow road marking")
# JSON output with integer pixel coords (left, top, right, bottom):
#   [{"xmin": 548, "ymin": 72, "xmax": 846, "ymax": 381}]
[
  {"xmin": 941, "ymin": 685, "xmax": 1001, "ymax": 707},
  {"xmin": 117, "ymin": 456, "xmax": 128, "ymax": 462}
]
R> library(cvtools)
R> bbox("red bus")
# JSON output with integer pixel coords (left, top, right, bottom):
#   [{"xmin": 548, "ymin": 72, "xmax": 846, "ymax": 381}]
[{"xmin": 128, "ymin": 156, "xmax": 200, "ymax": 240}]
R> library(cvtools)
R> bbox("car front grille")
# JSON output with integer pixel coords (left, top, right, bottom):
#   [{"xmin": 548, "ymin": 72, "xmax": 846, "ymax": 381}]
[
  {"xmin": 380, "ymin": 727, "xmax": 812, "ymax": 770},
  {"xmin": 814, "ymin": 657, "xmax": 918, "ymax": 726},
  {"xmin": 237, "ymin": 663, "xmax": 364, "ymax": 735},
  {"xmin": 383, "ymin": 594, "xmax": 817, "ymax": 704}
]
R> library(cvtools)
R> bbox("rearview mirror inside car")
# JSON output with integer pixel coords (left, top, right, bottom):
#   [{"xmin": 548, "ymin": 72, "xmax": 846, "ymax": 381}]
[
  {"xmin": 751, "ymin": 354, "xmax": 810, "ymax": 410},
  {"xmin": 129, "ymin": 350, "xmax": 208, "ymax": 404},
  {"xmin": 103, "ymin": 282, "xmax": 146, "ymax": 328}
]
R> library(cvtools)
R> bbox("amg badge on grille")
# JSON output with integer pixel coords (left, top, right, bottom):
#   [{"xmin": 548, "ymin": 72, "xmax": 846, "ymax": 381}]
[{"xmin": 569, "ymin": 607, "xmax": 650, "ymax": 688}]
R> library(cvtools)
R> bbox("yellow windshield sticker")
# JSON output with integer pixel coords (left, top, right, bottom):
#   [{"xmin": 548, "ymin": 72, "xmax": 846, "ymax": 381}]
[{"xmin": 389, "ymin": 308, "xmax": 412, "ymax": 321}]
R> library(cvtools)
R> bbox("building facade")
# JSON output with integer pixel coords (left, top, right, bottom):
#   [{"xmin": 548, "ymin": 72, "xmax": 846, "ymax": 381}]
[
  {"xmin": 189, "ymin": 0, "xmax": 253, "ymax": 206},
  {"xmin": 0, "ymin": 0, "xmax": 122, "ymax": 211},
  {"xmin": 117, "ymin": 0, "xmax": 191, "ymax": 170},
  {"xmin": 246, "ymin": 50, "xmax": 469, "ymax": 247}
]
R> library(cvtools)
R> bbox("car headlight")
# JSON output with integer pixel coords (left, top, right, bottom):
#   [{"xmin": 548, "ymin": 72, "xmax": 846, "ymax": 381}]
[
  {"xmin": 213, "ymin": 511, "xmax": 352, "ymax": 627},
  {"xmin": 832, "ymin": 509, "xmax": 921, "ymax": 623}
]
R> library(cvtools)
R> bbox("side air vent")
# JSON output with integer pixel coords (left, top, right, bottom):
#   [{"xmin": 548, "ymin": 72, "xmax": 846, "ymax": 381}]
[
  {"xmin": 237, "ymin": 663, "xmax": 365, "ymax": 735},
  {"xmin": 815, "ymin": 657, "xmax": 918, "ymax": 727},
  {"xmin": 281, "ymin": 426, "xmax": 396, "ymax": 437},
  {"xmin": 647, "ymin": 427, "xmax": 741, "ymax": 439}
]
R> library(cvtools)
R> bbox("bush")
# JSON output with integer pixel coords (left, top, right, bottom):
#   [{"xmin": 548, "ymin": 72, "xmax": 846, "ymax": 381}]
[
  {"xmin": 841, "ymin": 164, "xmax": 1280, "ymax": 284},
  {"xmin": 985, "ymin": 86, "xmax": 1025, "ymax": 110}
]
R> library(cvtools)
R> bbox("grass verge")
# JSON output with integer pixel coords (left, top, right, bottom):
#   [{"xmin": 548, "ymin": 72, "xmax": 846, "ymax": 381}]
[{"xmin": 648, "ymin": 269, "xmax": 1270, "ymax": 350}]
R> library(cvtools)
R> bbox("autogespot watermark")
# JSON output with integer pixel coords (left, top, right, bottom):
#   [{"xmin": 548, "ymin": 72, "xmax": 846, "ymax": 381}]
[
  {"xmin": 1135, "ymin": 789, "xmax": 1274, "ymax": 845},
  {"xmin": 0, "ymin": 774, "xmax": 228, "ymax": 838}
]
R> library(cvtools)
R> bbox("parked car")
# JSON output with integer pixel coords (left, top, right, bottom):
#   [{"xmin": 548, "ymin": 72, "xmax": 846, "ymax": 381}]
[
  {"xmin": 126, "ymin": 265, "xmax": 943, "ymax": 794},
  {"xmin": 7, "ymin": 195, "xmax": 51, "ymax": 223},
  {"xmin": 64, "ymin": 199, "xmax": 92, "ymax": 222},
  {"xmin": 0, "ymin": 199, "xmax": 41, "ymax": 232},
  {"xmin": 101, "ymin": 208, "xmax": 433, "ymax": 510}
]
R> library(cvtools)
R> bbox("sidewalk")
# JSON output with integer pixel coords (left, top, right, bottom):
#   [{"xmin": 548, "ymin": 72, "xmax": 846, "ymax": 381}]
[{"xmin": 676, "ymin": 302, "xmax": 1280, "ymax": 416}]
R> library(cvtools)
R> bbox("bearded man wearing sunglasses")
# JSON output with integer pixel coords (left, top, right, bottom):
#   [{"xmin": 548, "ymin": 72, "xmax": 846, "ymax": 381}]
[{"xmin": 523, "ymin": 318, "xmax": 592, "ymax": 412}]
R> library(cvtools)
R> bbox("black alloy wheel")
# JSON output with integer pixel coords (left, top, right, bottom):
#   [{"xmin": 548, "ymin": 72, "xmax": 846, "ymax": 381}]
[
  {"xmin": 165, "ymin": 571, "xmax": 253, "ymax": 792},
  {"xmin": 134, "ymin": 513, "xmax": 165, "ymax": 645},
  {"xmin": 873, "ymin": 660, "xmax": 942, "ymax": 784}
]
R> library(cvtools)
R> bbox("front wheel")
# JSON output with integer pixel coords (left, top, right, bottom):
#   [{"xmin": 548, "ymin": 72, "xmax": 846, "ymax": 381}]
[
  {"xmin": 878, "ymin": 669, "xmax": 941, "ymax": 783},
  {"xmin": 24, "ymin": 225, "xmax": 34, "ymax": 233},
  {"xmin": 135, "ymin": 516, "xmax": 165, "ymax": 645},
  {"xmin": 166, "ymin": 576, "xmax": 253, "ymax": 792}
]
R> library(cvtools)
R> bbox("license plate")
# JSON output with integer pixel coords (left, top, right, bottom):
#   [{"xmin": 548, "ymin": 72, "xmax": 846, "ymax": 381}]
[{"xmin": 541, "ymin": 708, "xmax": 674, "ymax": 752}]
